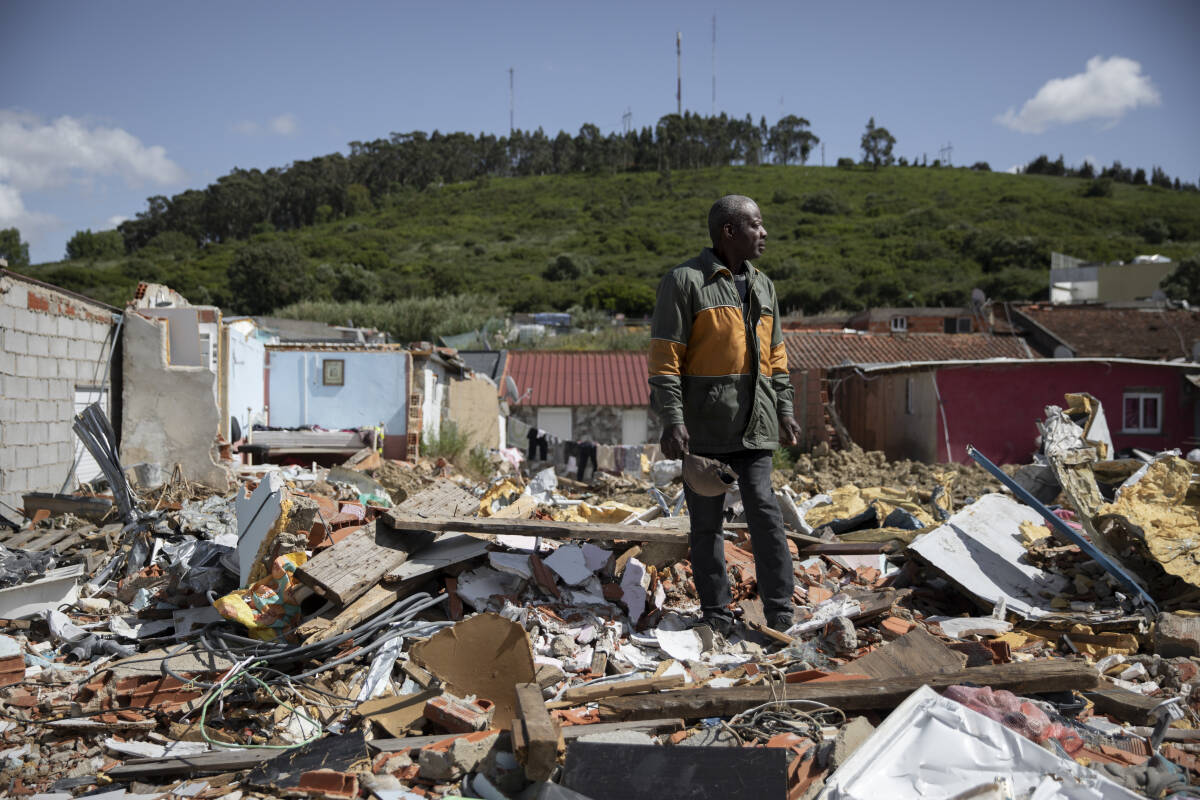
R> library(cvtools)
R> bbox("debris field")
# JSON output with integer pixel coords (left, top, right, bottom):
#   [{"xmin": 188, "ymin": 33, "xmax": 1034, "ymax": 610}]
[{"xmin": 0, "ymin": 394, "xmax": 1198, "ymax": 800}]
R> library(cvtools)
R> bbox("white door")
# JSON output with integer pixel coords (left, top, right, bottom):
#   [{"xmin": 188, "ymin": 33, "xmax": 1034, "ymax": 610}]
[
  {"xmin": 536, "ymin": 407, "xmax": 572, "ymax": 441},
  {"xmin": 621, "ymin": 408, "xmax": 647, "ymax": 444},
  {"xmin": 73, "ymin": 386, "xmax": 107, "ymax": 484}
]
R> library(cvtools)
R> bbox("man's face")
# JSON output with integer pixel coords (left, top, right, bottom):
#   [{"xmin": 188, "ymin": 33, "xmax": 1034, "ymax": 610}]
[{"xmin": 728, "ymin": 202, "xmax": 767, "ymax": 263}]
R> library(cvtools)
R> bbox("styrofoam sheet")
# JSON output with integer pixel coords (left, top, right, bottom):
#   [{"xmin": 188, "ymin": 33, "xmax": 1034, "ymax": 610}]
[
  {"xmin": 908, "ymin": 493, "xmax": 1069, "ymax": 619},
  {"xmin": 820, "ymin": 686, "xmax": 1142, "ymax": 800}
]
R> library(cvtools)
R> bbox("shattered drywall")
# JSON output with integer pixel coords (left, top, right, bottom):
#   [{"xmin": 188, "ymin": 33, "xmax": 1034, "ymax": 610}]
[{"xmin": 119, "ymin": 313, "xmax": 231, "ymax": 491}]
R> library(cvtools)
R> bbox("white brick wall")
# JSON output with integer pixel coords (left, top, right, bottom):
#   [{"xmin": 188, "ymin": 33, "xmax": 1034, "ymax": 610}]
[{"xmin": 0, "ymin": 275, "xmax": 117, "ymax": 513}]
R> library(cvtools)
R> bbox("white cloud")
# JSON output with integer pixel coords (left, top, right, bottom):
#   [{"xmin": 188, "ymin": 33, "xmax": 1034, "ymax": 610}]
[
  {"xmin": 0, "ymin": 110, "xmax": 186, "ymax": 191},
  {"xmin": 0, "ymin": 181, "xmax": 58, "ymax": 239},
  {"xmin": 996, "ymin": 56, "xmax": 1160, "ymax": 134},
  {"xmin": 269, "ymin": 113, "xmax": 298, "ymax": 136},
  {"xmin": 104, "ymin": 215, "xmax": 129, "ymax": 230},
  {"xmin": 232, "ymin": 113, "xmax": 299, "ymax": 137}
]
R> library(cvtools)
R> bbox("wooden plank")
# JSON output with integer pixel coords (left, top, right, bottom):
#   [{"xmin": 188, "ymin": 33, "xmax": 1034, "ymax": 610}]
[
  {"xmin": 383, "ymin": 531, "xmax": 489, "ymax": 584},
  {"xmin": 396, "ymin": 480, "xmax": 478, "ymax": 517},
  {"xmin": 834, "ymin": 627, "xmax": 966, "ymax": 680},
  {"xmin": 513, "ymin": 681, "xmax": 563, "ymax": 782},
  {"xmin": 384, "ymin": 512, "xmax": 690, "ymax": 545},
  {"xmin": 559, "ymin": 718, "xmax": 684, "ymax": 740},
  {"xmin": 597, "ymin": 660, "xmax": 1099, "ymax": 721},
  {"xmin": 19, "ymin": 528, "xmax": 78, "ymax": 552},
  {"xmin": 104, "ymin": 748, "xmax": 278, "ymax": 779},
  {"xmin": 557, "ymin": 674, "xmax": 685, "ymax": 705},
  {"xmin": 1084, "ymin": 681, "xmax": 1164, "ymax": 726},
  {"xmin": 293, "ymin": 519, "xmax": 435, "ymax": 606},
  {"xmin": 300, "ymin": 584, "xmax": 404, "ymax": 645}
]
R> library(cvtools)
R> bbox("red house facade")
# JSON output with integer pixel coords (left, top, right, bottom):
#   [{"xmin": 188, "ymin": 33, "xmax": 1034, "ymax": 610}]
[{"xmin": 831, "ymin": 358, "xmax": 1200, "ymax": 464}]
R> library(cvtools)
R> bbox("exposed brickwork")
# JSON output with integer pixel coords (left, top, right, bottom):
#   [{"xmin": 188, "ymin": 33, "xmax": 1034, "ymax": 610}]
[{"xmin": 0, "ymin": 273, "xmax": 117, "ymax": 513}]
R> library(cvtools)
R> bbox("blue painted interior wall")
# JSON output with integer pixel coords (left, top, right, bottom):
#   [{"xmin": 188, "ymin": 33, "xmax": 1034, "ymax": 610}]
[{"xmin": 268, "ymin": 350, "xmax": 409, "ymax": 433}]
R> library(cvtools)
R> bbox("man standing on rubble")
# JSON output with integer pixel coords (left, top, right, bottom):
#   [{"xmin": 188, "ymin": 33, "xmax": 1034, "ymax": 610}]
[{"xmin": 648, "ymin": 194, "xmax": 800, "ymax": 635}]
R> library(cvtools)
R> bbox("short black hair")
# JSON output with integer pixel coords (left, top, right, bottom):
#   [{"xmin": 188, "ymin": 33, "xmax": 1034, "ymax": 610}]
[{"xmin": 707, "ymin": 194, "xmax": 756, "ymax": 245}]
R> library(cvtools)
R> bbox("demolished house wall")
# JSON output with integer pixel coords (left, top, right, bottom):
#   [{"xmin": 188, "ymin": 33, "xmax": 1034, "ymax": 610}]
[
  {"xmin": 446, "ymin": 373, "xmax": 502, "ymax": 451},
  {"xmin": 120, "ymin": 312, "xmax": 231, "ymax": 490},
  {"xmin": 267, "ymin": 347, "xmax": 410, "ymax": 440},
  {"xmin": 0, "ymin": 271, "xmax": 117, "ymax": 512},
  {"xmin": 837, "ymin": 359, "xmax": 1200, "ymax": 464},
  {"xmin": 225, "ymin": 321, "xmax": 266, "ymax": 437}
]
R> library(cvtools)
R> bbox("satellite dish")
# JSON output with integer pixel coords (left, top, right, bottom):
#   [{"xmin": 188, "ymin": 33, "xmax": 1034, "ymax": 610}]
[
  {"xmin": 505, "ymin": 375, "xmax": 520, "ymax": 403},
  {"xmin": 970, "ymin": 288, "xmax": 986, "ymax": 310}
]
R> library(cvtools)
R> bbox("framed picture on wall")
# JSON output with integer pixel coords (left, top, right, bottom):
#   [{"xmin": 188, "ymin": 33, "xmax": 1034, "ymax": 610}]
[{"xmin": 322, "ymin": 359, "xmax": 345, "ymax": 386}]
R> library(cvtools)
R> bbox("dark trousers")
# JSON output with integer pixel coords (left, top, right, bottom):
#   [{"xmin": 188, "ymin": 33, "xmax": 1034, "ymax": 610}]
[
  {"xmin": 684, "ymin": 449, "xmax": 794, "ymax": 621},
  {"xmin": 527, "ymin": 434, "xmax": 547, "ymax": 461},
  {"xmin": 576, "ymin": 442, "xmax": 597, "ymax": 481}
]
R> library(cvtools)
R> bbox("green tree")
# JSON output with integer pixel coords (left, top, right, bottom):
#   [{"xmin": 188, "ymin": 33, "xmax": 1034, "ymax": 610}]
[
  {"xmin": 0, "ymin": 228, "xmax": 30, "ymax": 270},
  {"xmin": 543, "ymin": 254, "xmax": 582, "ymax": 281},
  {"xmin": 860, "ymin": 117, "xmax": 896, "ymax": 170},
  {"xmin": 65, "ymin": 229, "xmax": 124, "ymax": 261},
  {"xmin": 1160, "ymin": 256, "xmax": 1200, "ymax": 305},
  {"xmin": 227, "ymin": 240, "xmax": 311, "ymax": 315},
  {"xmin": 768, "ymin": 115, "xmax": 819, "ymax": 166}
]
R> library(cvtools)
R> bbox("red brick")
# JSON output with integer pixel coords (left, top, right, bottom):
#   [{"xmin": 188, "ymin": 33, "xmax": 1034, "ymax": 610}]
[
  {"xmin": 298, "ymin": 769, "xmax": 358, "ymax": 799},
  {"xmin": 26, "ymin": 291, "xmax": 49, "ymax": 312}
]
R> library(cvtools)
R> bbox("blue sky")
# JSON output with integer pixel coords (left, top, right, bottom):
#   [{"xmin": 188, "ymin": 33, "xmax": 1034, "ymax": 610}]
[{"xmin": 3, "ymin": 0, "xmax": 1198, "ymax": 264}]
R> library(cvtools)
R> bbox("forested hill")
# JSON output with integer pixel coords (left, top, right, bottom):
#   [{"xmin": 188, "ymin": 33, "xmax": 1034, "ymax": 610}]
[{"xmin": 21, "ymin": 141, "xmax": 1200, "ymax": 344}]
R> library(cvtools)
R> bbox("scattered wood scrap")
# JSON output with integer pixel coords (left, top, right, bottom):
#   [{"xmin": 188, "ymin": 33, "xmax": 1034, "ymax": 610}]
[
  {"xmin": 384, "ymin": 512, "xmax": 690, "ymax": 544},
  {"xmin": 597, "ymin": 660, "xmax": 1100, "ymax": 721},
  {"xmin": 512, "ymin": 681, "xmax": 564, "ymax": 782},
  {"xmin": 834, "ymin": 627, "xmax": 967, "ymax": 679}
]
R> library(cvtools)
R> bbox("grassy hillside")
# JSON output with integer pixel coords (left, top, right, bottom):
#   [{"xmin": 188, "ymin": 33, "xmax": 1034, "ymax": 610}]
[{"xmin": 25, "ymin": 165, "xmax": 1200, "ymax": 331}]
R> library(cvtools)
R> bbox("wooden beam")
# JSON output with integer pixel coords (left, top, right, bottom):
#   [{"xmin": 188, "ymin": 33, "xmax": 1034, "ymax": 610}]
[
  {"xmin": 597, "ymin": 660, "xmax": 1098, "ymax": 721},
  {"xmin": 557, "ymin": 674, "xmax": 685, "ymax": 706},
  {"xmin": 293, "ymin": 519, "xmax": 435, "ymax": 606},
  {"xmin": 384, "ymin": 512, "xmax": 689, "ymax": 545},
  {"xmin": 1084, "ymin": 681, "xmax": 1164, "ymax": 726},
  {"xmin": 104, "ymin": 749, "xmax": 278, "ymax": 779},
  {"xmin": 513, "ymin": 682, "xmax": 564, "ymax": 782}
]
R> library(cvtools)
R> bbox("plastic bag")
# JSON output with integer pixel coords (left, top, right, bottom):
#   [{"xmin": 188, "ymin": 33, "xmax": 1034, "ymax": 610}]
[{"xmin": 942, "ymin": 684, "xmax": 1083, "ymax": 754}]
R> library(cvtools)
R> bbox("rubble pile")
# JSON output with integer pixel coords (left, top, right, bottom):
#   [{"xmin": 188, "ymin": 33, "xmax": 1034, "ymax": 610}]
[
  {"xmin": 0, "ymin": 397, "xmax": 1198, "ymax": 799},
  {"xmin": 792, "ymin": 442, "xmax": 1005, "ymax": 501}
]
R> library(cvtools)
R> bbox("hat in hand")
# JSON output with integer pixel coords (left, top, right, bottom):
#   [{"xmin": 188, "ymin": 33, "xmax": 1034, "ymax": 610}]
[{"xmin": 682, "ymin": 454, "xmax": 737, "ymax": 497}]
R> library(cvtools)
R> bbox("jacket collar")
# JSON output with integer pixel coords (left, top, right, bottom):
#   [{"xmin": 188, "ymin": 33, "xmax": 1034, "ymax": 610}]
[{"xmin": 700, "ymin": 247, "xmax": 757, "ymax": 282}]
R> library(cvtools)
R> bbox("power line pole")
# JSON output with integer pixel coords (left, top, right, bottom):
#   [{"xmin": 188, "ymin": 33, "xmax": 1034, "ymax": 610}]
[
  {"xmin": 622, "ymin": 108, "xmax": 632, "ymax": 135},
  {"xmin": 676, "ymin": 32, "xmax": 682, "ymax": 116},
  {"xmin": 821, "ymin": 142, "xmax": 825, "ymax": 168},
  {"xmin": 711, "ymin": 15, "xmax": 716, "ymax": 115},
  {"xmin": 938, "ymin": 141, "xmax": 953, "ymax": 166},
  {"xmin": 508, "ymin": 67, "xmax": 514, "ymax": 134}
]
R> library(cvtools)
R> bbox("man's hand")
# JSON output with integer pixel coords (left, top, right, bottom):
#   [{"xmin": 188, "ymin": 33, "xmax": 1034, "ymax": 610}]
[
  {"xmin": 779, "ymin": 415, "xmax": 801, "ymax": 447},
  {"xmin": 661, "ymin": 424, "xmax": 690, "ymax": 460}
]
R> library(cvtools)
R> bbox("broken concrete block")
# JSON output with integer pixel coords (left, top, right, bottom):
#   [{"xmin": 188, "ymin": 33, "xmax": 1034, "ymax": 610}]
[
  {"xmin": 417, "ymin": 730, "xmax": 500, "ymax": 781},
  {"xmin": 1155, "ymin": 612, "xmax": 1200, "ymax": 658},
  {"xmin": 830, "ymin": 716, "xmax": 875, "ymax": 770}
]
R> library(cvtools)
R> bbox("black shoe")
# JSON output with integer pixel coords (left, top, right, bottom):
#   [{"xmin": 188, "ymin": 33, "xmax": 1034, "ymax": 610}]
[
  {"xmin": 700, "ymin": 614, "xmax": 735, "ymax": 638},
  {"xmin": 766, "ymin": 613, "xmax": 795, "ymax": 633}
]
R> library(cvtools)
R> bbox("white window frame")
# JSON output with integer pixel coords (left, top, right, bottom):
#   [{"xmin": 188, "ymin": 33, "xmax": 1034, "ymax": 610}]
[
  {"xmin": 1122, "ymin": 391, "xmax": 1162, "ymax": 434},
  {"xmin": 890, "ymin": 316, "xmax": 907, "ymax": 332}
]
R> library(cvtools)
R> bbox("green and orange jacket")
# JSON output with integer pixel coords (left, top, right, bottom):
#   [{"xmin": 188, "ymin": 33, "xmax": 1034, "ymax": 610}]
[{"xmin": 648, "ymin": 247, "xmax": 794, "ymax": 453}]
